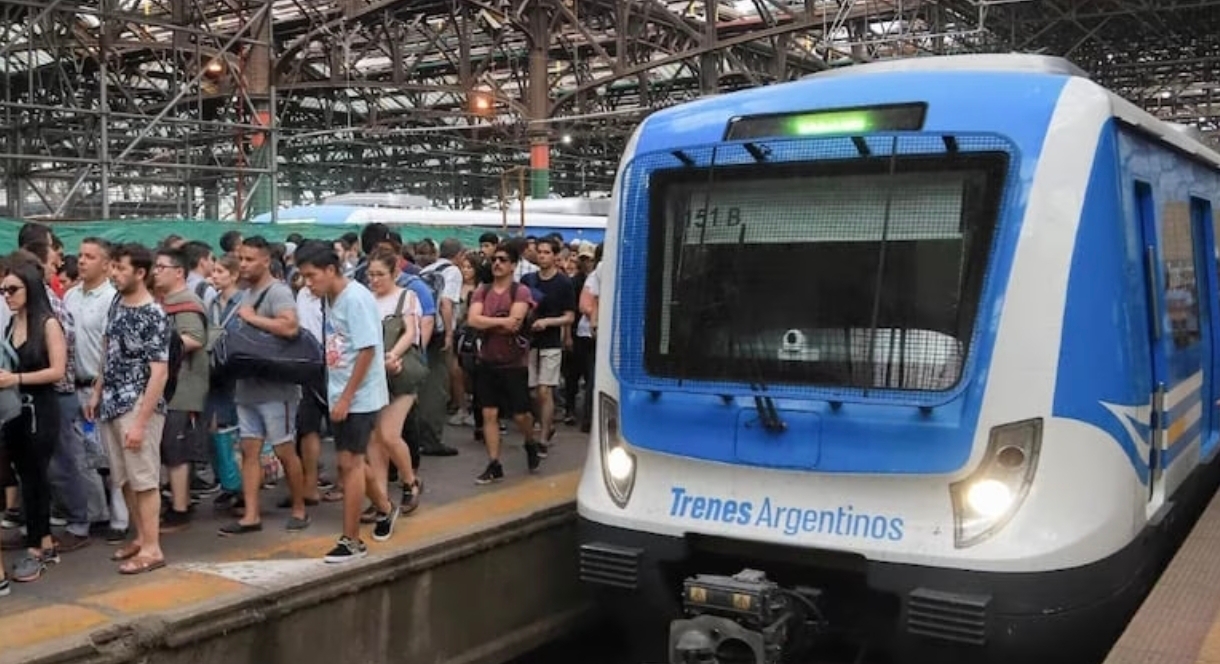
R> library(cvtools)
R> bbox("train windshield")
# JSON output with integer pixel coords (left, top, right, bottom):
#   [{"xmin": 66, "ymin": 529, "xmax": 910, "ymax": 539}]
[{"xmin": 643, "ymin": 153, "xmax": 1007, "ymax": 392}]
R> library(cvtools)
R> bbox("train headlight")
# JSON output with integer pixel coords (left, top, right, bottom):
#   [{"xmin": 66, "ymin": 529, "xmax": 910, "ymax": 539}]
[
  {"xmin": 598, "ymin": 392, "xmax": 636, "ymax": 508},
  {"xmin": 950, "ymin": 418, "xmax": 1042, "ymax": 548},
  {"xmin": 964, "ymin": 479, "xmax": 1013, "ymax": 518}
]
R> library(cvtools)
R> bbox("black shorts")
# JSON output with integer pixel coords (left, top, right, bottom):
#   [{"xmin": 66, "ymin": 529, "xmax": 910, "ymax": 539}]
[
  {"xmin": 161, "ymin": 409, "xmax": 206, "ymax": 467},
  {"xmin": 296, "ymin": 390, "xmax": 328, "ymax": 438},
  {"xmin": 474, "ymin": 366, "xmax": 532, "ymax": 417},
  {"xmin": 332, "ymin": 411, "xmax": 377, "ymax": 455}
]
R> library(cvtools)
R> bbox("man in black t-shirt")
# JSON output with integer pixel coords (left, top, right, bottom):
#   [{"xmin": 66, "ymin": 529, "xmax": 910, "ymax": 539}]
[
  {"xmin": 521, "ymin": 237, "xmax": 575, "ymax": 444},
  {"xmin": 474, "ymin": 232, "xmax": 498, "ymax": 285}
]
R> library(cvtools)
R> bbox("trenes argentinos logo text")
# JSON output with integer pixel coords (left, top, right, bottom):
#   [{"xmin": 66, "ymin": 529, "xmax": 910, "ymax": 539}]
[{"xmin": 668, "ymin": 486, "xmax": 904, "ymax": 541}]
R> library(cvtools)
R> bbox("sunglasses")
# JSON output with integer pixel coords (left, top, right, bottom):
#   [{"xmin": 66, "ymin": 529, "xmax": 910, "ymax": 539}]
[
  {"xmin": 491, "ymin": 256, "xmax": 512, "ymax": 264},
  {"xmin": 0, "ymin": 285, "xmax": 23, "ymax": 297}
]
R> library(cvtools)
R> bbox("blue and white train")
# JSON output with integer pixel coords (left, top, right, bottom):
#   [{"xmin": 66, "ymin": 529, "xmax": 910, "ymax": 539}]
[
  {"xmin": 251, "ymin": 203, "xmax": 607, "ymax": 244},
  {"xmin": 576, "ymin": 54, "xmax": 1220, "ymax": 664}
]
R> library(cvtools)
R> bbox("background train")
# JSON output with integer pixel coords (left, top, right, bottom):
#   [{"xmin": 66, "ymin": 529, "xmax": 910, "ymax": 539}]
[
  {"xmin": 576, "ymin": 54, "xmax": 1220, "ymax": 664},
  {"xmin": 250, "ymin": 196, "xmax": 608, "ymax": 244}
]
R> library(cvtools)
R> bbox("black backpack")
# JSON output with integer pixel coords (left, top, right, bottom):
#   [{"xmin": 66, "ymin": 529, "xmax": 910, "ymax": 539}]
[
  {"xmin": 160, "ymin": 299, "xmax": 207, "ymax": 403},
  {"xmin": 107, "ymin": 296, "xmax": 195, "ymax": 403},
  {"xmin": 163, "ymin": 329, "xmax": 185, "ymax": 403}
]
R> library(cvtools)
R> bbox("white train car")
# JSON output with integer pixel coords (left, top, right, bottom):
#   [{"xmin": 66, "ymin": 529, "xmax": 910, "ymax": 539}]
[{"xmin": 252, "ymin": 203, "xmax": 606, "ymax": 243}]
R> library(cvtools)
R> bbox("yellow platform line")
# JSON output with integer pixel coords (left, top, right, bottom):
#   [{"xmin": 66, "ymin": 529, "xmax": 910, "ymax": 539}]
[
  {"xmin": 233, "ymin": 470, "xmax": 580, "ymax": 561},
  {"xmin": 0, "ymin": 603, "xmax": 111, "ymax": 652},
  {"xmin": 0, "ymin": 470, "xmax": 580, "ymax": 659}
]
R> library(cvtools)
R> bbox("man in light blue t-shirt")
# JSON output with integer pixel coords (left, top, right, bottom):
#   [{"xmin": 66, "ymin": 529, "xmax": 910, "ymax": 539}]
[{"xmin": 296, "ymin": 246, "xmax": 397, "ymax": 564}]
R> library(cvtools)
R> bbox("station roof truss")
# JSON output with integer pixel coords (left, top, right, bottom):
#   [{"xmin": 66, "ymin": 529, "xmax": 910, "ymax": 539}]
[{"xmin": 1, "ymin": 0, "xmax": 1219, "ymax": 219}]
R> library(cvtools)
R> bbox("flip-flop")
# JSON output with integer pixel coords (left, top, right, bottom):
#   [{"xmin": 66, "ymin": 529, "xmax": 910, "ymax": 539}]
[
  {"xmin": 111, "ymin": 543, "xmax": 141, "ymax": 562},
  {"xmin": 118, "ymin": 556, "xmax": 165, "ymax": 575}
]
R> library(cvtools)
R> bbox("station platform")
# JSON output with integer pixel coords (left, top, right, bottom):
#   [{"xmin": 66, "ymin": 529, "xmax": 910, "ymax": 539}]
[
  {"xmin": 0, "ymin": 424, "xmax": 591, "ymax": 664},
  {"xmin": 1105, "ymin": 486, "xmax": 1220, "ymax": 664}
]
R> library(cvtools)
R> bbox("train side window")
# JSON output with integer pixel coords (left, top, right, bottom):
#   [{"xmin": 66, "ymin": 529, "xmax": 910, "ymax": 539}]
[{"xmin": 1163, "ymin": 200, "xmax": 1202, "ymax": 349}]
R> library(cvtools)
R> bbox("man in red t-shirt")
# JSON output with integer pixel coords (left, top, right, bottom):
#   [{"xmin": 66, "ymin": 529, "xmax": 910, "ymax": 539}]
[{"xmin": 465, "ymin": 242, "xmax": 543, "ymax": 485}]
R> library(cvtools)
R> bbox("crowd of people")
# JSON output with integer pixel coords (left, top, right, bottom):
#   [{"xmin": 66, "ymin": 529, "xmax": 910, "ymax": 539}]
[{"xmin": 0, "ymin": 221, "xmax": 604, "ymax": 593}]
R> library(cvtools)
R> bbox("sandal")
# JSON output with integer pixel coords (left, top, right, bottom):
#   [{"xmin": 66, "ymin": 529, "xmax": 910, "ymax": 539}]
[
  {"xmin": 321, "ymin": 489, "xmax": 344, "ymax": 502},
  {"xmin": 119, "ymin": 556, "xmax": 166, "ymax": 575},
  {"xmin": 111, "ymin": 542, "xmax": 141, "ymax": 562}
]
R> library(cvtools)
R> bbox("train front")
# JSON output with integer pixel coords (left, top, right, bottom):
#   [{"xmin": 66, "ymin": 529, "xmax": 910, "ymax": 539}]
[{"xmin": 577, "ymin": 72, "xmax": 1133, "ymax": 664}]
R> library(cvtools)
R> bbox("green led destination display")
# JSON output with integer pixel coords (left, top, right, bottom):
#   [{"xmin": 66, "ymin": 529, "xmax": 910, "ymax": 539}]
[{"xmin": 723, "ymin": 103, "xmax": 927, "ymax": 141}]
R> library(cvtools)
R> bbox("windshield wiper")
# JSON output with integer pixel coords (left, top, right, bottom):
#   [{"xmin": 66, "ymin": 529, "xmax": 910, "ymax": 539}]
[
  {"xmin": 672, "ymin": 146, "xmax": 718, "ymax": 387},
  {"xmin": 725, "ymin": 223, "xmax": 786, "ymax": 433},
  {"xmin": 863, "ymin": 135, "xmax": 901, "ymax": 397}
]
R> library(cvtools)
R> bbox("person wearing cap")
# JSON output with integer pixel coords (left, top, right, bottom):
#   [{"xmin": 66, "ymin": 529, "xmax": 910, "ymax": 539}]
[{"xmin": 575, "ymin": 241, "xmax": 597, "ymax": 264}]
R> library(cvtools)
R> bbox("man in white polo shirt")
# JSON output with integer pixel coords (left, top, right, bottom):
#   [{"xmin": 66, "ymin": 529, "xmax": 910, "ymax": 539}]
[{"xmin": 63, "ymin": 237, "xmax": 126, "ymax": 544}]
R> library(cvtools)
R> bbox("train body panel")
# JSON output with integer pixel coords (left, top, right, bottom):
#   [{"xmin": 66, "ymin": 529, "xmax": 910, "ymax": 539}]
[
  {"xmin": 579, "ymin": 415, "xmax": 1141, "ymax": 571},
  {"xmin": 576, "ymin": 54, "xmax": 1220, "ymax": 662}
]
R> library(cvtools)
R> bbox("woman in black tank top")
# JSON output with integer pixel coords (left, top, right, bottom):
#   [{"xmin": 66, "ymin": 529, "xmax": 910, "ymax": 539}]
[{"xmin": 0, "ymin": 262, "xmax": 68, "ymax": 585}]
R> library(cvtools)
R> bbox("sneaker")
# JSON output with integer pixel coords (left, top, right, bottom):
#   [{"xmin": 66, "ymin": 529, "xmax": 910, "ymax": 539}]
[
  {"xmin": 12, "ymin": 549, "xmax": 57, "ymax": 583},
  {"xmin": 160, "ymin": 509, "xmax": 192, "ymax": 534},
  {"xmin": 475, "ymin": 460, "xmax": 504, "ymax": 485},
  {"xmin": 323, "ymin": 536, "xmax": 367, "ymax": 564},
  {"xmin": 49, "ymin": 514, "xmax": 67, "ymax": 528},
  {"xmin": 0, "ymin": 575, "xmax": 9, "ymax": 597},
  {"xmin": 317, "ymin": 477, "xmax": 335, "ymax": 492},
  {"xmin": 1, "ymin": 510, "xmax": 23, "ymax": 530},
  {"xmin": 104, "ymin": 528, "xmax": 128, "ymax": 545},
  {"xmin": 536, "ymin": 442, "xmax": 549, "ymax": 459},
  {"xmin": 190, "ymin": 479, "xmax": 221, "ymax": 499},
  {"xmin": 525, "ymin": 442, "xmax": 542, "ymax": 473},
  {"xmin": 372, "ymin": 504, "xmax": 400, "ymax": 542},
  {"xmin": 56, "ymin": 532, "xmax": 91, "ymax": 553},
  {"xmin": 213, "ymin": 491, "xmax": 240, "ymax": 512}
]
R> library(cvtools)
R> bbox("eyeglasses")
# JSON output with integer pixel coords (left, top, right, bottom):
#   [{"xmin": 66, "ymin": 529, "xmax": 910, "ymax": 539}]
[
  {"xmin": 0, "ymin": 285, "xmax": 23, "ymax": 297},
  {"xmin": 153, "ymin": 263, "xmax": 180, "ymax": 272}
]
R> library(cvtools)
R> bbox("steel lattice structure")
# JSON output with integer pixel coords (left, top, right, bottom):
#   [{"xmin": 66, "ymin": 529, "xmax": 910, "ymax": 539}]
[{"xmin": 2, "ymin": 0, "xmax": 1219, "ymax": 220}]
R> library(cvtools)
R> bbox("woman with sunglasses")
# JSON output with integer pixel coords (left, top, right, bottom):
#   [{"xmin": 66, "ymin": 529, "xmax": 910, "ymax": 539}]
[
  {"xmin": 364, "ymin": 249, "xmax": 425, "ymax": 517},
  {"xmin": 0, "ymin": 262, "xmax": 67, "ymax": 583}
]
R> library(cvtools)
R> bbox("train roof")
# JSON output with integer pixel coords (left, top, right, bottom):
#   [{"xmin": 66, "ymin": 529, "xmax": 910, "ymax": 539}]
[
  {"xmin": 791, "ymin": 54, "xmax": 1220, "ymax": 166},
  {"xmin": 801, "ymin": 53, "xmax": 1091, "ymax": 80},
  {"xmin": 639, "ymin": 53, "xmax": 1219, "ymax": 171},
  {"xmin": 251, "ymin": 205, "xmax": 606, "ymax": 230}
]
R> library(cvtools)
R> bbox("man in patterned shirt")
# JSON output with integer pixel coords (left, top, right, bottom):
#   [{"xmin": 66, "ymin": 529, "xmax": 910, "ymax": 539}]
[{"xmin": 85, "ymin": 243, "xmax": 172, "ymax": 575}]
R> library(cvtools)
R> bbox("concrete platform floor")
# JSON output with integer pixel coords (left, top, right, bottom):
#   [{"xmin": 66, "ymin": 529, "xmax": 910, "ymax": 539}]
[
  {"xmin": 1105, "ymin": 484, "xmax": 1220, "ymax": 664},
  {"xmin": 0, "ymin": 422, "xmax": 587, "ymax": 663}
]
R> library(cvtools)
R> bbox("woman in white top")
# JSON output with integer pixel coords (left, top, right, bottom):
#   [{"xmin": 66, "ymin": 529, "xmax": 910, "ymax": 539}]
[{"xmin": 366, "ymin": 250, "xmax": 425, "ymax": 514}]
